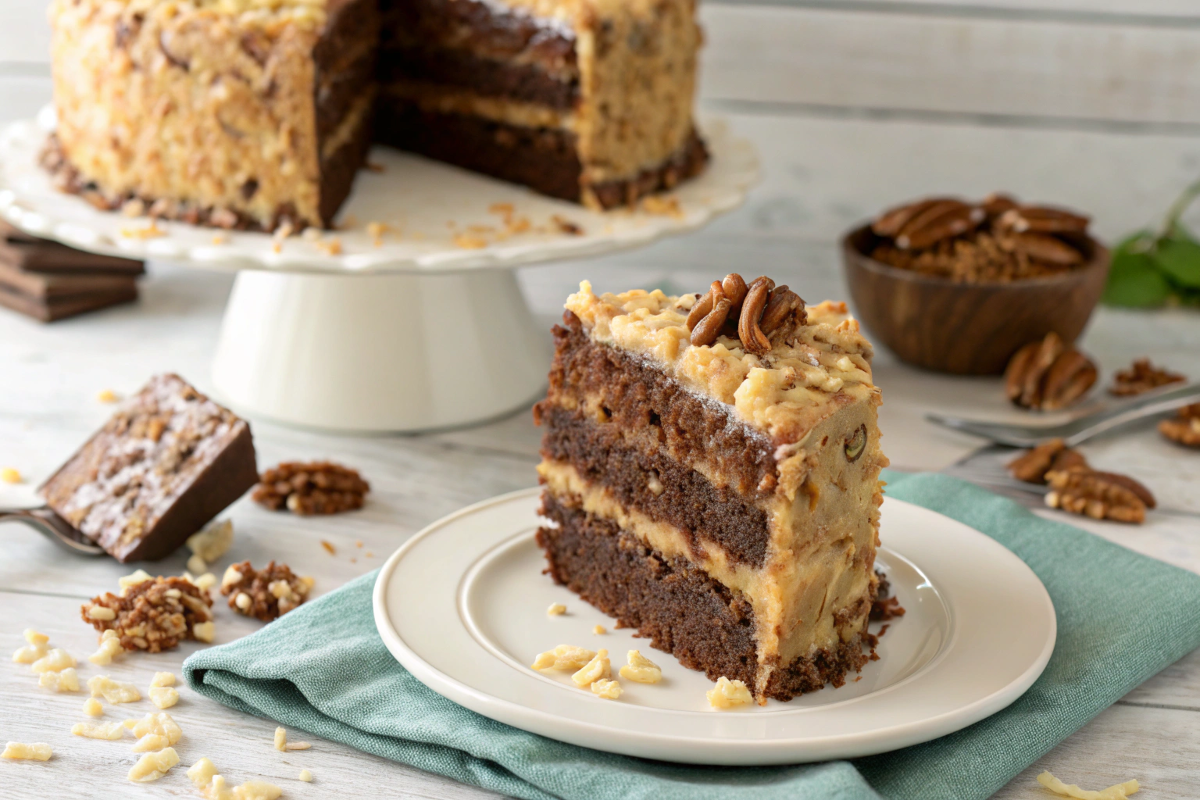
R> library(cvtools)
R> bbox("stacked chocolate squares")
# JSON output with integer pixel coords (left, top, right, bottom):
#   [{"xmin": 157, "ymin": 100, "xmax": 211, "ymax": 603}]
[{"xmin": 0, "ymin": 221, "xmax": 143, "ymax": 322}]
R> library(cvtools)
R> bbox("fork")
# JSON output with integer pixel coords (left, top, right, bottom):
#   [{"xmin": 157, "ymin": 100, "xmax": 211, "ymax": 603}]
[
  {"xmin": 0, "ymin": 507, "xmax": 106, "ymax": 556},
  {"xmin": 926, "ymin": 382, "xmax": 1200, "ymax": 448}
]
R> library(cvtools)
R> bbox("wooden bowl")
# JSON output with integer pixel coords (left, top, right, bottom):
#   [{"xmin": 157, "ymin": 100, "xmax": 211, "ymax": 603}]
[{"xmin": 841, "ymin": 225, "xmax": 1110, "ymax": 375}]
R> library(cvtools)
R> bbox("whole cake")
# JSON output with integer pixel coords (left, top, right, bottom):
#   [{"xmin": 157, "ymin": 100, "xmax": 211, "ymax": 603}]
[
  {"xmin": 533, "ymin": 275, "xmax": 889, "ymax": 702},
  {"xmin": 45, "ymin": 0, "xmax": 707, "ymax": 231}
]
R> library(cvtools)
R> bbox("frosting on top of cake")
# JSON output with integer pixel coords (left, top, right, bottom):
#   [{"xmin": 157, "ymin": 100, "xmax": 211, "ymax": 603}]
[
  {"xmin": 564, "ymin": 280, "xmax": 879, "ymax": 440},
  {"xmin": 98, "ymin": 0, "xmax": 328, "ymax": 28}
]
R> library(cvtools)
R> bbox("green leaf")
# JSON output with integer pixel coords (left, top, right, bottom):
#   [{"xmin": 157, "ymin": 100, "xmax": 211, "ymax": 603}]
[
  {"xmin": 1103, "ymin": 235, "xmax": 1173, "ymax": 307},
  {"xmin": 1154, "ymin": 237, "xmax": 1200, "ymax": 289}
]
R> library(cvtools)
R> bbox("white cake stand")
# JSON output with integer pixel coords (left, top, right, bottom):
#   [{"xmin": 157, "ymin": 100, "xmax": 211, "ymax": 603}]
[{"xmin": 0, "ymin": 109, "xmax": 758, "ymax": 431}]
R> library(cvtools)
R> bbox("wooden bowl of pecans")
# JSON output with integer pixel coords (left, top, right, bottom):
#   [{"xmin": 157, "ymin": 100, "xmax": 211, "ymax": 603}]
[{"xmin": 842, "ymin": 194, "xmax": 1110, "ymax": 375}]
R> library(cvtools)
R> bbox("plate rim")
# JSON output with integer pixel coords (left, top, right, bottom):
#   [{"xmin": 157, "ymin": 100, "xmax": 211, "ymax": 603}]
[{"xmin": 373, "ymin": 487, "xmax": 1057, "ymax": 765}]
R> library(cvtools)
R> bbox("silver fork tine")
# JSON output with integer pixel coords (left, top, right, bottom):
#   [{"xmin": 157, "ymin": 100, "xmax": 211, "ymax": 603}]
[
  {"xmin": 926, "ymin": 383, "xmax": 1200, "ymax": 448},
  {"xmin": 0, "ymin": 507, "xmax": 106, "ymax": 556}
]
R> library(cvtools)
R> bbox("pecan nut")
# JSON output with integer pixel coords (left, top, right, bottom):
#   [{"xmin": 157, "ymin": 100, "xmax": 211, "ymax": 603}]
[
  {"xmin": 1044, "ymin": 468, "xmax": 1155, "ymax": 524},
  {"xmin": 252, "ymin": 461, "xmax": 369, "ymax": 515},
  {"xmin": 1004, "ymin": 333, "xmax": 1097, "ymax": 411},
  {"xmin": 760, "ymin": 285, "xmax": 806, "ymax": 343},
  {"xmin": 1007, "ymin": 439, "xmax": 1089, "ymax": 484},
  {"xmin": 997, "ymin": 205, "xmax": 1090, "ymax": 236},
  {"xmin": 737, "ymin": 276, "xmax": 775, "ymax": 355},
  {"xmin": 1110, "ymin": 358, "xmax": 1186, "ymax": 397},
  {"xmin": 1159, "ymin": 403, "xmax": 1200, "ymax": 448}
]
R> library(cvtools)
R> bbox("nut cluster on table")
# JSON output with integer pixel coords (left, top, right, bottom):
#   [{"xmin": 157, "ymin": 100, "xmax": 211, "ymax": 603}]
[
  {"xmin": 1004, "ymin": 332, "xmax": 1098, "ymax": 411},
  {"xmin": 220, "ymin": 560, "xmax": 314, "ymax": 622},
  {"xmin": 252, "ymin": 460, "xmax": 370, "ymax": 515},
  {"xmin": 1007, "ymin": 439, "xmax": 1157, "ymax": 524},
  {"xmin": 80, "ymin": 575, "xmax": 214, "ymax": 653}
]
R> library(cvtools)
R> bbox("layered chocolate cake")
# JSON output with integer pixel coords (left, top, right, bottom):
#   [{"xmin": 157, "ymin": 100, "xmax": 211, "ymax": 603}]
[
  {"xmin": 534, "ymin": 276, "xmax": 888, "ymax": 702},
  {"xmin": 45, "ymin": 0, "xmax": 707, "ymax": 231}
]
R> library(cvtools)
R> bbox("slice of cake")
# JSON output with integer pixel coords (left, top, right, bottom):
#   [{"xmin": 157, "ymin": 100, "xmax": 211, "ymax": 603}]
[
  {"xmin": 533, "ymin": 275, "xmax": 888, "ymax": 702},
  {"xmin": 40, "ymin": 374, "xmax": 259, "ymax": 562},
  {"xmin": 46, "ymin": 0, "xmax": 378, "ymax": 231},
  {"xmin": 375, "ymin": 0, "xmax": 708, "ymax": 208}
]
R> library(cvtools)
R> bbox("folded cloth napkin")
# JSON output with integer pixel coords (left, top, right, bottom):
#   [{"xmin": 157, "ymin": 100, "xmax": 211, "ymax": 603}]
[{"xmin": 185, "ymin": 472, "xmax": 1200, "ymax": 800}]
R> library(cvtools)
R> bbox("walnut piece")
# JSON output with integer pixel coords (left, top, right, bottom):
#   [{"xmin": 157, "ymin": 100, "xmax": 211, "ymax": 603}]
[
  {"xmin": 81, "ymin": 575, "xmax": 214, "ymax": 652},
  {"xmin": 546, "ymin": 603, "xmax": 566, "ymax": 617},
  {"xmin": 1037, "ymin": 770, "xmax": 1139, "ymax": 800},
  {"xmin": 188, "ymin": 757, "xmax": 283, "ymax": 800},
  {"xmin": 571, "ymin": 649, "xmax": 611, "ymax": 687},
  {"xmin": 31, "ymin": 648, "xmax": 76, "ymax": 674},
  {"xmin": 251, "ymin": 461, "xmax": 369, "ymax": 515},
  {"xmin": 532, "ymin": 644, "xmax": 596, "ymax": 671},
  {"xmin": 125, "ymin": 712, "xmax": 182, "ymax": 746},
  {"xmin": 71, "ymin": 721, "xmax": 124, "ymax": 740},
  {"xmin": 591, "ymin": 679, "xmax": 622, "ymax": 699},
  {"xmin": 149, "ymin": 686, "xmax": 179, "ymax": 709},
  {"xmin": 1007, "ymin": 439, "xmax": 1089, "ymax": 484},
  {"xmin": 83, "ymin": 697, "xmax": 103, "ymax": 716},
  {"xmin": 220, "ymin": 561, "xmax": 313, "ymax": 621},
  {"xmin": 1045, "ymin": 468, "xmax": 1156, "ymax": 524},
  {"xmin": 89, "ymin": 629, "xmax": 124, "ymax": 665},
  {"xmin": 187, "ymin": 519, "xmax": 234, "ymax": 563},
  {"xmin": 128, "ymin": 747, "xmax": 180, "ymax": 782},
  {"xmin": 1, "ymin": 742, "xmax": 51, "ymax": 761},
  {"xmin": 706, "ymin": 677, "xmax": 753, "ymax": 709},
  {"xmin": 1159, "ymin": 403, "xmax": 1200, "ymax": 448},
  {"xmin": 38, "ymin": 668, "xmax": 80, "ymax": 693},
  {"xmin": 1004, "ymin": 333, "xmax": 1097, "ymax": 411},
  {"xmin": 1110, "ymin": 358, "xmax": 1185, "ymax": 397},
  {"xmin": 88, "ymin": 675, "xmax": 141, "ymax": 704}
]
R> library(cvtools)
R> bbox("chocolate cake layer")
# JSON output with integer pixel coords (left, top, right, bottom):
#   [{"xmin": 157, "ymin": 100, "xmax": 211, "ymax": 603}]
[
  {"xmin": 317, "ymin": 95, "xmax": 375, "ymax": 227},
  {"xmin": 539, "ymin": 405, "xmax": 769, "ymax": 567},
  {"xmin": 535, "ymin": 312, "xmax": 777, "ymax": 498},
  {"xmin": 539, "ymin": 492, "xmax": 870, "ymax": 700},
  {"xmin": 380, "ymin": 0, "xmax": 576, "ymax": 73},
  {"xmin": 314, "ymin": 0, "xmax": 380, "ymax": 141},
  {"xmin": 379, "ymin": 47, "xmax": 577, "ymax": 109},
  {"xmin": 375, "ymin": 99, "xmax": 583, "ymax": 201}
]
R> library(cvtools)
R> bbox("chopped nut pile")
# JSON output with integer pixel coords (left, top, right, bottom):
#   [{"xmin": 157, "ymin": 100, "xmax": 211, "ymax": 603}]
[
  {"xmin": 81, "ymin": 575, "xmax": 214, "ymax": 652},
  {"xmin": 1007, "ymin": 439, "xmax": 1089, "ymax": 484},
  {"xmin": 1159, "ymin": 403, "xmax": 1200, "ymax": 448},
  {"xmin": 252, "ymin": 460, "xmax": 369, "ymax": 515},
  {"xmin": 1004, "ymin": 332, "xmax": 1097, "ymax": 411},
  {"xmin": 1110, "ymin": 358, "xmax": 1185, "ymax": 397},
  {"xmin": 220, "ymin": 561, "xmax": 314, "ymax": 622},
  {"xmin": 869, "ymin": 193, "xmax": 1093, "ymax": 282}
]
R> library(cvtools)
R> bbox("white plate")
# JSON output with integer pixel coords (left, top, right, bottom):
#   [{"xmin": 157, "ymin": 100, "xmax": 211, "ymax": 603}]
[
  {"xmin": 0, "ymin": 108, "xmax": 757, "ymax": 274},
  {"xmin": 373, "ymin": 489, "xmax": 1055, "ymax": 765}
]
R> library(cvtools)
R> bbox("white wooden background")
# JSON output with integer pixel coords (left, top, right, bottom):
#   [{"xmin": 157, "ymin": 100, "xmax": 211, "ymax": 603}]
[{"xmin": 2, "ymin": 0, "xmax": 1200, "ymax": 797}]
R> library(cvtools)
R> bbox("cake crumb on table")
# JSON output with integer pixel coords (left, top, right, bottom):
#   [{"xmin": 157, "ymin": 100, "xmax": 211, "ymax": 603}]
[
  {"xmin": 0, "ymin": 467, "xmax": 21, "ymax": 484},
  {"xmin": 1, "ymin": 742, "xmax": 51, "ymax": 761},
  {"xmin": 96, "ymin": 389, "xmax": 119, "ymax": 403},
  {"xmin": 1036, "ymin": 770, "xmax": 1140, "ymax": 799},
  {"xmin": 322, "ymin": 541, "xmax": 336, "ymax": 555},
  {"xmin": 547, "ymin": 603, "xmax": 566, "ymax": 617},
  {"xmin": 706, "ymin": 677, "xmax": 753, "ymax": 709}
]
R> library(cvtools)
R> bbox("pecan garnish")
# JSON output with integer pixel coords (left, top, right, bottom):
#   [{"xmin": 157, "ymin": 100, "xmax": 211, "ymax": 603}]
[
  {"xmin": 686, "ymin": 273, "xmax": 805, "ymax": 352},
  {"xmin": 1004, "ymin": 333, "xmax": 1097, "ymax": 410},
  {"xmin": 81, "ymin": 576, "xmax": 213, "ymax": 653},
  {"xmin": 251, "ymin": 461, "xmax": 369, "ymax": 515},
  {"xmin": 1159, "ymin": 403, "xmax": 1200, "ymax": 448},
  {"xmin": 1110, "ymin": 358, "xmax": 1186, "ymax": 397},
  {"xmin": 220, "ymin": 561, "xmax": 313, "ymax": 622},
  {"xmin": 1045, "ymin": 468, "xmax": 1155, "ymax": 524},
  {"xmin": 869, "ymin": 194, "xmax": 1091, "ymax": 282},
  {"xmin": 1007, "ymin": 438, "xmax": 1089, "ymax": 484}
]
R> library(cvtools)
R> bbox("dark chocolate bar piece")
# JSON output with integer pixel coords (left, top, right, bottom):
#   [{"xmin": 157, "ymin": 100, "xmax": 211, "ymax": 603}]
[
  {"xmin": 0, "ymin": 221, "xmax": 146, "ymax": 275},
  {"xmin": 0, "ymin": 261, "xmax": 137, "ymax": 299},
  {"xmin": 40, "ymin": 374, "xmax": 258, "ymax": 562},
  {"xmin": 0, "ymin": 283, "xmax": 139, "ymax": 323}
]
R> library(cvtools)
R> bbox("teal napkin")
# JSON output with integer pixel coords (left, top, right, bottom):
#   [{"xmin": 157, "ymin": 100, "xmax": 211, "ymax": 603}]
[{"xmin": 184, "ymin": 472, "xmax": 1200, "ymax": 800}]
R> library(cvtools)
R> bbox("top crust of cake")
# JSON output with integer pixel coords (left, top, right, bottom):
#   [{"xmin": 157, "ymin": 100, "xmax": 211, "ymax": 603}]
[
  {"xmin": 564, "ymin": 281, "xmax": 879, "ymax": 442},
  {"xmin": 96, "ymin": 0, "xmax": 330, "ymax": 28}
]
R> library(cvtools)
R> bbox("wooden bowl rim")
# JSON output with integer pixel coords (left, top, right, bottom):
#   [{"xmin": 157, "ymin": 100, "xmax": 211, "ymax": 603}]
[{"xmin": 841, "ymin": 223, "xmax": 1110, "ymax": 290}]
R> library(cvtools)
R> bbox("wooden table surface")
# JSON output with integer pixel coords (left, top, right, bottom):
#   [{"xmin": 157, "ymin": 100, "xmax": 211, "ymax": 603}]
[{"xmin": 3, "ymin": 1, "xmax": 1200, "ymax": 797}]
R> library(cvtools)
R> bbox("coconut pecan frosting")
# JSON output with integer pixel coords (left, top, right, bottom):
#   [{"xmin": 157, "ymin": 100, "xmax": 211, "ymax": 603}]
[{"xmin": 868, "ymin": 194, "xmax": 1093, "ymax": 282}]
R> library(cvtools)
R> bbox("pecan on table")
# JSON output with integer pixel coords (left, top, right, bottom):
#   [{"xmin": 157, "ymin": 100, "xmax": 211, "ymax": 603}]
[
  {"xmin": 1159, "ymin": 403, "xmax": 1200, "ymax": 448},
  {"xmin": 1044, "ymin": 468, "xmax": 1156, "ymax": 524},
  {"xmin": 80, "ymin": 576, "xmax": 213, "ymax": 653},
  {"xmin": 685, "ymin": 272, "xmax": 806, "ymax": 353},
  {"xmin": 1007, "ymin": 439, "xmax": 1089, "ymax": 484},
  {"xmin": 1110, "ymin": 358, "xmax": 1186, "ymax": 397},
  {"xmin": 252, "ymin": 461, "xmax": 369, "ymax": 515},
  {"xmin": 220, "ymin": 560, "xmax": 314, "ymax": 622},
  {"xmin": 1004, "ymin": 332, "xmax": 1098, "ymax": 411}
]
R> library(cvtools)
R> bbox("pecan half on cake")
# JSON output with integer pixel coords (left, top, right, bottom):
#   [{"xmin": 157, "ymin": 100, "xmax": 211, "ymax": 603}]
[
  {"xmin": 46, "ymin": 0, "xmax": 708, "ymax": 229},
  {"xmin": 533, "ymin": 276, "xmax": 889, "ymax": 703}
]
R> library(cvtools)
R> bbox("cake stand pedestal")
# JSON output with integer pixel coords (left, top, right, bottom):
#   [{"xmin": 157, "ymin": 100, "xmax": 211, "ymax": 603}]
[
  {"xmin": 212, "ymin": 268, "xmax": 549, "ymax": 432},
  {"xmin": 0, "ymin": 111, "xmax": 757, "ymax": 431}
]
